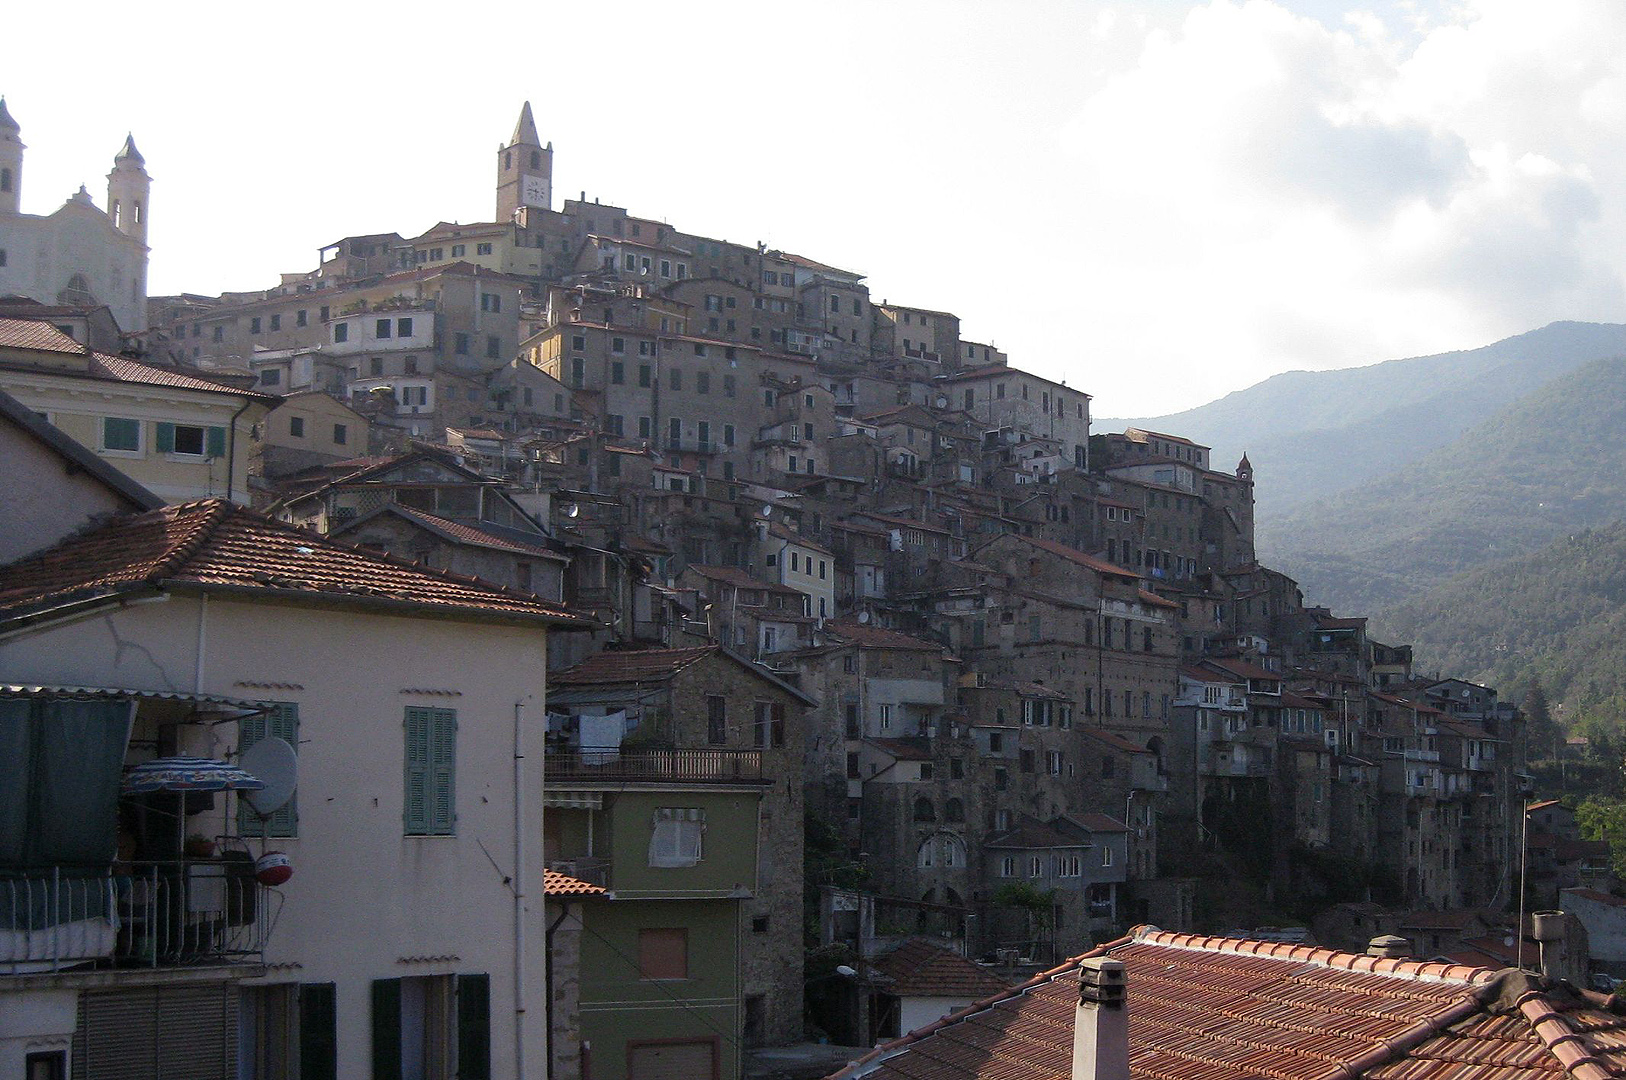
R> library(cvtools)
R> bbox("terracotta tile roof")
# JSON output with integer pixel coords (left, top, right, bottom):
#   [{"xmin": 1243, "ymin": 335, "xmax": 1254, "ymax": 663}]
[
  {"xmin": 830, "ymin": 928, "xmax": 1626, "ymax": 1080},
  {"xmin": 551, "ymin": 646, "xmax": 718, "ymax": 685},
  {"xmin": 0, "ymin": 318, "xmax": 83, "ymax": 353},
  {"xmin": 542, "ymin": 869, "xmax": 605, "ymax": 896},
  {"xmin": 377, "ymin": 504, "xmax": 566, "ymax": 561},
  {"xmin": 831, "ymin": 928, "xmax": 1522, "ymax": 1080},
  {"xmin": 89, "ymin": 353, "xmax": 277, "ymax": 400},
  {"xmin": 1139, "ymin": 589, "xmax": 1180, "ymax": 610},
  {"xmin": 1527, "ymin": 800, "xmax": 1564, "ymax": 813},
  {"xmin": 1201, "ymin": 657, "xmax": 1280, "ymax": 682},
  {"xmin": 870, "ymin": 939, "xmax": 1013, "ymax": 1000},
  {"xmin": 684, "ymin": 564, "xmax": 806, "ymax": 595},
  {"xmin": 0, "ymin": 499, "xmax": 589, "ymax": 627},
  {"xmin": 825, "ymin": 619, "xmax": 949, "ymax": 652},
  {"xmin": 1010, "ymin": 535, "xmax": 1140, "ymax": 581},
  {"xmin": 1077, "ymin": 728, "xmax": 1153, "ymax": 755},
  {"xmin": 866, "ymin": 737, "xmax": 933, "ymax": 762},
  {"xmin": 985, "ymin": 815, "xmax": 1091, "ymax": 850}
]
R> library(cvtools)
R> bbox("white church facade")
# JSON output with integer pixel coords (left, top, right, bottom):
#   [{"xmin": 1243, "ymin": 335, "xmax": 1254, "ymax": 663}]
[{"xmin": 0, "ymin": 98, "xmax": 151, "ymax": 335}]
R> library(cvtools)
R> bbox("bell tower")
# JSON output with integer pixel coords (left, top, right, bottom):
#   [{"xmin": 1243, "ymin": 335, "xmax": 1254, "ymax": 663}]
[
  {"xmin": 0, "ymin": 98, "xmax": 23, "ymax": 215},
  {"xmin": 106, "ymin": 134, "xmax": 150, "ymax": 246},
  {"xmin": 495, "ymin": 101, "xmax": 551, "ymax": 222}
]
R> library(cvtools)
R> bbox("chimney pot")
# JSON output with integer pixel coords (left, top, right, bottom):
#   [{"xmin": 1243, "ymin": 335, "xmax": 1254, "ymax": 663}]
[
  {"xmin": 1073, "ymin": 958, "xmax": 1129, "ymax": 1080},
  {"xmin": 1531, "ymin": 911, "xmax": 1565, "ymax": 943},
  {"xmin": 1366, "ymin": 934, "xmax": 1411, "ymax": 959}
]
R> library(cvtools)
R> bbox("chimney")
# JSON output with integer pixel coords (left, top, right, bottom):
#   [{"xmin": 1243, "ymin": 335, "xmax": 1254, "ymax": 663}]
[
  {"xmin": 1366, "ymin": 935, "xmax": 1411, "ymax": 959},
  {"xmin": 1531, "ymin": 910, "xmax": 1567, "ymax": 981},
  {"xmin": 1073, "ymin": 958, "xmax": 1128, "ymax": 1080}
]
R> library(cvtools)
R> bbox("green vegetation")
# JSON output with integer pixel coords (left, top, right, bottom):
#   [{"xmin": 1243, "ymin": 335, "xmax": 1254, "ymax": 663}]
[{"xmin": 1264, "ymin": 356, "xmax": 1626, "ymax": 614}]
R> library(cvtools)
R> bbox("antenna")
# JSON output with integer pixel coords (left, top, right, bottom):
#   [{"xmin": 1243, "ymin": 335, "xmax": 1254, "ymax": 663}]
[{"xmin": 240, "ymin": 737, "xmax": 298, "ymax": 818}]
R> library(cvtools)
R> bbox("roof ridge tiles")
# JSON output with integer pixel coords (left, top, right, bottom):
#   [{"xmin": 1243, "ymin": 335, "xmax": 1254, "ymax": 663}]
[{"xmin": 1133, "ymin": 928, "xmax": 1495, "ymax": 984}]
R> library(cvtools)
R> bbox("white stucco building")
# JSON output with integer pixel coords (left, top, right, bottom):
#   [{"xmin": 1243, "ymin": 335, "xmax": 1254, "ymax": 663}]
[
  {"xmin": 0, "ymin": 98, "xmax": 151, "ymax": 334},
  {"xmin": 0, "ymin": 493, "xmax": 588, "ymax": 1080}
]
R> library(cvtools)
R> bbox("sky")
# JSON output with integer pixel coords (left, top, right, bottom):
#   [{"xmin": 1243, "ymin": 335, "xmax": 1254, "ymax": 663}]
[{"xmin": 7, "ymin": 0, "xmax": 1625, "ymax": 416}]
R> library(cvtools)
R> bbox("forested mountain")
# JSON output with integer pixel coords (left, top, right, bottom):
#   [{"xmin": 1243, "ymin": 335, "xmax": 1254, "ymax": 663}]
[
  {"xmin": 1376, "ymin": 523, "xmax": 1626, "ymax": 713},
  {"xmin": 1259, "ymin": 355, "xmax": 1626, "ymax": 614},
  {"xmin": 1104, "ymin": 321, "xmax": 1626, "ymax": 517}
]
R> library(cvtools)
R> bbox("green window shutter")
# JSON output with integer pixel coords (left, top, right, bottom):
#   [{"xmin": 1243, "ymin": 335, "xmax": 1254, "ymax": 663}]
[
  {"xmin": 371, "ymin": 978, "xmax": 403, "ymax": 1080},
  {"xmin": 207, "ymin": 425, "xmax": 227, "ymax": 458},
  {"xmin": 430, "ymin": 709, "xmax": 457, "ymax": 835},
  {"xmin": 456, "ymin": 973, "xmax": 491, "ymax": 1080},
  {"xmin": 239, "ymin": 703, "xmax": 298, "ymax": 838},
  {"xmin": 155, "ymin": 422, "xmax": 175, "ymax": 453},
  {"xmin": 404, "ymin": 707, "xmax": 431, "ymax": 834},
  {"xmin": 299, "ymin": 983, "xmax": 338, "ymax": 1080}
]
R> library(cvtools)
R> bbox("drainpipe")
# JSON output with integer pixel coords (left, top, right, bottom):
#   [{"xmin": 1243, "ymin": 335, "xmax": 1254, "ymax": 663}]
[
  {"xmin": 515, "ymin": 695, "xmax": 533, "ymax": 1080},
  {"xmin": 224, "ymin": 398, "xmax": 253, "ymax": 503},
  {"xmin": 194, "ymin": 593, "xmax": 209, "ymax": 695},
  {"xmin": 545, "ymin": 903, "xmax": 571, "ymax": 1080}
]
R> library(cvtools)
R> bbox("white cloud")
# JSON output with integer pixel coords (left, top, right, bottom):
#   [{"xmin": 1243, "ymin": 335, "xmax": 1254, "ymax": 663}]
[{"xmin": 1066, "ymin": 0, "xmax": 1626, "ymax": 415}]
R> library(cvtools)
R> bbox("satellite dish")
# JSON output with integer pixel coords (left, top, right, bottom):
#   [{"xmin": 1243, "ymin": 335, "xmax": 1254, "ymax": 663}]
[
  {"xmin": 858, "ymin": 611, "xmax": 871, "ymax": 624},
  {"xmin": 562, "ymin": 502, "xmax": 580, "ymax": 519},
  {"xmin": 240, "ymin": 737, "xmax": 297, "ymax": 816},
  {"xmin": 760, "ymin": 505, "xmax": 773, "ymax": 518}
]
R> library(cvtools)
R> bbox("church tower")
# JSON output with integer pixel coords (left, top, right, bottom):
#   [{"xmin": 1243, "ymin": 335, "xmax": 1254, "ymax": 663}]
[
  {"xmin": 495, "ymin": 101, "xmax": 551, "ymax": 222},
  {"xmin": 106, "ymin": 134, "xmax": 150, "ymax": 246},
  {"xmin": 0, "ymin": 98, "xmax": 23, "ymax": 215}
]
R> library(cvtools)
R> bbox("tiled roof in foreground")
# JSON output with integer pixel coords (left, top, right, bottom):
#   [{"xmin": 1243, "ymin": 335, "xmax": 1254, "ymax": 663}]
[
  {"xmin": 542, "ymin": 869, "xmax": 605, "ymax": 897},
  {"xmin": 0, "ymin": 499, "xmax": 589, "ymax": 627},
  {"xmin": 832, "ymin": 927, "xmax": 1626, "ymax": 1080}
]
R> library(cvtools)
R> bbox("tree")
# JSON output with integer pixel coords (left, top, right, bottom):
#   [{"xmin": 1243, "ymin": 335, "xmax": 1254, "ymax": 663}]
[{"xmin": 1575, "ymin": 797, "xmax": 1626, "ymax": 878}]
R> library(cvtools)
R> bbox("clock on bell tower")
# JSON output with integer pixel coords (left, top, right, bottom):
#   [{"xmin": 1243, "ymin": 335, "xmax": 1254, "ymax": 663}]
[{"xmin": 496, "ymin": 100, "xmax": 552, "ymax": 222}]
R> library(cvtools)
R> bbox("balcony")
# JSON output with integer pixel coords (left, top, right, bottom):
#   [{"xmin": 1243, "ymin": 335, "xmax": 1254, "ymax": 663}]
[
  {"xmin": 546, "ymin": 857, "xmax": 610, "ymax": 889},
  {"xmin": 2, "ymin": 860, "xmax": 274, "ymax": 976},
  {"xmin": 545, "ymin": 748, "xmax": 767, "ymax": 785}
]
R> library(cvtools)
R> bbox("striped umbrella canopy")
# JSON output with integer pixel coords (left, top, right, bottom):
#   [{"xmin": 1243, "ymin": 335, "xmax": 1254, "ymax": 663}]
[{"xmin": 122, "ymin": 756, "xmax": 265, "ymax": 793}]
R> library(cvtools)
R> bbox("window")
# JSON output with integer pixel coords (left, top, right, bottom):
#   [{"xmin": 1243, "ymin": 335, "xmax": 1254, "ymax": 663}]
[
  {"xmin": 638, "ymin": 364, "xmax": 652, "ymax": 387},
  {"xmin": 454, "ymin": 332, "xmax": 469, "ymax": 356},
  {"xmin": 487, "ymin": 335, "xmax": 501, "ymax": 359},
  {"xmin": 754, "ymin": 701, "xmax": 786, "ymax": 748},
  {"xmin": 376, "ymin": 318, "xmax": 392, "ymax": 339},
  {"xmin": 403, "ymin": 707, "xmax": 456, "ymax": 835},
  {"xmin": 101, "ymin": 417, "xmax": 141, "ymax": 453},
  {"xmin": 333, "ymin": 323, "xmax": 349, "ymax": 343},
  {"xmin": 707, "ymin": 696, "xmax": 727, "ymax": 745},
  {"xmin": 370, "ymin": 974, "xmax": 486, "ymax": 1080},
  {"xmin": 649, "ymin": 808, "xmax": 705, "ymax": 867},
  {"xmin": 270, "ymin": 313, "xmax": 281, "ymax": 332},
  {"xmin": 1000, "ymin": 856, "xmax": 1016, "ymax": 877},
  {"xmin": 260, "ymin": 368, "xmax": 282, "ymax": 386},
  {"xmin": 638, "ymin": 928, "xmax": 690, "ymax": 981},
  {"xmin": 451, "ymin": 244, "xmax": 466, "ymax": 258},
  {"xmin": 334, "ymin": 423, "xmax": 348, "ymax": 445},
  {"xmin": 480, "ymin": 293, "xmax": 501, "ymax": 313},
  {"xmin": 398, "ymin": 317, "xmax": 414, "ymax": 338},
  {"xmin": 879, "ymin": 704, "xmax": 892, "ymax": 730},
  {"xmin": 669, "ymin": 368, "xmax": 682, "ymax": 391},
  {"xmin": 1102, "ymin": 846, "xmax": 1114, "ymax": 867},
  {"xmin": 288, "ymin": 416, "xmax": 305, "ymax": 438},
  {"xmin": 477, "ymin": 242, "xmax": 493, "ymax": 256},
  {"xmin": 213, "ymin": 325, "xmax": 225, "ymax": 343},
  {"xmin": 847, "ymin": 751, "xmax": 860, "ymax": 778}
]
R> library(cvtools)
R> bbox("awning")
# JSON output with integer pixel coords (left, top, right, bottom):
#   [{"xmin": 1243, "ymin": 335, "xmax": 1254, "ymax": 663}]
[{"xmin": 0, "ymin": 685, "xmax": 266, "ymax": 718}]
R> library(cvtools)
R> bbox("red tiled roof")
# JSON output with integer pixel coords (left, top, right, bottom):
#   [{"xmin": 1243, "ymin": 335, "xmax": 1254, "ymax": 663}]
[
  {"xmin": 1077, "ymin": 727, "xmax": 1153, "ymax": 755},
  {"xmin": 829, "ymin": 928, "xmax": 1626, "ymax": 1080},
  {"xmin": 826, "ymin": 619, "xmax": 948, "ymax": 652},
  {"xmin": 543, "ymin": 869, "xmax": 605, "ymax": 896},
  {"xmin": 1202, "ymin": 657, "xmax": 1279, "ymax": 681},
  {"xmin": 1139, "ymin": 589, "xmax": 1179, "ymax": 610},
  {"xmin": 90, "ymin": 353, "xmax": 277, "ymax": 400},
  {"xmin": 0, "ymin": 499, "xmax": 588, "ymax": 627},
  {"xmin": 866, "ymin": 737, "xmax": 933, "ymax": 762},
  {"xmin": 1010, "ymin": 535, "xmax": 1140, "ymax": 581},
  {"xmin": 379, "ymin": 504, "xmax": 566, "ymax": 561},
  {"xmin": 0, "ymin": 318, "xmax": 82, "ymax": 352},
  {"xmin": 985, "ymin": 815, "xmax": 1091, "ymax": 850},
  {"xmin": 551, "ymin": 646, "xmax": 717, "ymax": 685},
  {"xmin": 870, "ymin": 939, "xmax": 1013, "ymax": 1000},
  {"xmin": 684, "ymin": 564, "xmax": 805, "ymax": 594}
]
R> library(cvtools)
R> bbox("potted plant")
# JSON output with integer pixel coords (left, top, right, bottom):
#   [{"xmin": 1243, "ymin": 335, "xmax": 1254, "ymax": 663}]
[{"xmin": 184, "ymin": 833, "xmax": 216, "ymax": 858}]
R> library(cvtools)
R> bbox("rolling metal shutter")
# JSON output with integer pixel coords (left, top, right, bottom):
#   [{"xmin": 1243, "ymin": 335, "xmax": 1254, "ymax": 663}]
[{"xmin": 73, "ymin": 983, "xmax": 237, "ymax": 1080}]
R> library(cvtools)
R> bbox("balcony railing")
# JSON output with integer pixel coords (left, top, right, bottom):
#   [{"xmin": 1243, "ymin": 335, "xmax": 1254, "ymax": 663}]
[
  {"xmin": 546, "ymin": 857, "xmax": 610, "ymax": 888},
  {"xmin": 1, "ymin": 860, "xmax": 274, "ymax": 975},
  {"xmin": 545, "ymin": 748, "xmax": 767, "ymax": 784}
]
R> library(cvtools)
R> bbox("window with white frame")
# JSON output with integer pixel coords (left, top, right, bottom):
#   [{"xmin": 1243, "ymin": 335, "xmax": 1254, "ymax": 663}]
[{"xmin": 649, "ymin": 807, "xmax": 705, "ymax": 867}]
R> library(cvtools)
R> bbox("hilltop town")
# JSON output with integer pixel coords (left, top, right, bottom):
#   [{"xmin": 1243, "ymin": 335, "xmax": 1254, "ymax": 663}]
[{"xmin": 1, "ymin": 100, "xmax": 1619, "ymax": 1080}]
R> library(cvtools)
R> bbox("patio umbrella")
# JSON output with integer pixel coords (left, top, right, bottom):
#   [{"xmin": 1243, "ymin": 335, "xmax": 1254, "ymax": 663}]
[{"xmin": 123, "ymin": 757, "xmax": 264, "ymax": 854}]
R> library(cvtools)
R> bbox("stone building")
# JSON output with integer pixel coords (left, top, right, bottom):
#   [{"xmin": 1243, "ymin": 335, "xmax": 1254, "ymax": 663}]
[
  {"xmin": 0, "ymin": 102, "xmax": 150, "ymax": 335},
  {"xmin": 546, "ymin": 645, "xmax": 814, "ymax": 1048}
]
